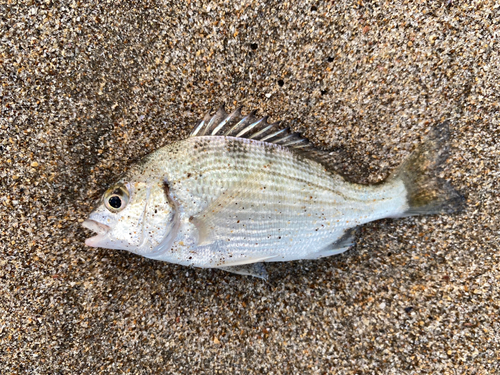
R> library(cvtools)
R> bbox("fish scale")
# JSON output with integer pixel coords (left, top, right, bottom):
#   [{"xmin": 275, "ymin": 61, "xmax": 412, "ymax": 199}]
[{"xmin": 83, "ymin": 107, "xmax": 464, "ymax": 279}]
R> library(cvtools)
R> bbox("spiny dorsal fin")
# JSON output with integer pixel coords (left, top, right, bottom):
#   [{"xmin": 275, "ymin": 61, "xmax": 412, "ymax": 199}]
[
  {"xmin": 190, "ymin": 105, "xmax": 347, "ymax": 175},
  {"xmin": 190, "ymin": 105, "xmax": 310, "ymax": 148}
]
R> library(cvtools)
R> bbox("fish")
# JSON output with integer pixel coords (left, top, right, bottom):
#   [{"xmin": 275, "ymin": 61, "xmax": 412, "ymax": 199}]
[{"xmin": 82, "ymin": 106, "xmax": 464, "ymax": 279}]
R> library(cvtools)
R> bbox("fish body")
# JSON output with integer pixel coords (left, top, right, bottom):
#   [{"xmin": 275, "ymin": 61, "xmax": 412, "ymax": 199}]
[{"xmin": 83, "ymin": 107, "xmax": 463, "ymax": 278}]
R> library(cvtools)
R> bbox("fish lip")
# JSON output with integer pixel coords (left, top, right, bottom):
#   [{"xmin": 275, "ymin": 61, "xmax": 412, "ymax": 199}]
[
  {"xmin": 82, "ymin": 219, "xmax": 110, "ymax": 234},
  {"xmin": 82, "ymin": 219, "xmax": 111, "ymax": 247}
]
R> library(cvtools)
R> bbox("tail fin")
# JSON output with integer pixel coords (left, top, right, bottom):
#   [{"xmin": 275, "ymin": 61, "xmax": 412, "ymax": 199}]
[{"xmin": 391, "ymin": 121, "xmax": 465, "ymax": 216}]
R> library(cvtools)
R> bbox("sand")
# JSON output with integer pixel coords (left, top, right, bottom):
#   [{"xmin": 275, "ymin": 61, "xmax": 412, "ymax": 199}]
[{"xmin": 1, "ymin": 1, "xmax": 499, "ymax": 373}]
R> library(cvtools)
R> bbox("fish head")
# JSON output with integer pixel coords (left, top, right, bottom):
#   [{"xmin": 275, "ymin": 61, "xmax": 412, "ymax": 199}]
[{"xmin": 82, "ymin": 178, "xmax": 179, "ymax": 257}]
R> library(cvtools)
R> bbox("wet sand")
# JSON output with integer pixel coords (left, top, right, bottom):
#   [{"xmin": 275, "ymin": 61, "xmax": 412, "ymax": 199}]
[{"xmin": 1, "ymin": 1, "xmax": 499, "ymax": 373}]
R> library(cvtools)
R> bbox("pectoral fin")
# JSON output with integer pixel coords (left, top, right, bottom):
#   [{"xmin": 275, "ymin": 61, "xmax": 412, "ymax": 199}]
[
  {"xmin": 189, "ymin": 173, "xmax": 258, "ymax": 246},
  {"xmin": 189, "ymin": 188, "xmax": 244, "ymax": 246},
  {"xmin": 189, "ymin": 215, "xmax": 216, "ymax": 246}
]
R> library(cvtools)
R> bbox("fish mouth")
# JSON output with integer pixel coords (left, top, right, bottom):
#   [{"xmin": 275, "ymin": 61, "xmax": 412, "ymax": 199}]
[{"xmin": 82, "ymin": 219, "xmax": 111, "ymax": 247}]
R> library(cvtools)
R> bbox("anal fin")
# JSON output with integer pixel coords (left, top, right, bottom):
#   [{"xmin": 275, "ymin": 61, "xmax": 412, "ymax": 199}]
[
  {"xmin": 304, "ymin": 229, "xmax": 357, "ymax": 260},
  {"xmin": 219, "ymin": 263, "xmax": 268, "ymax": 280}
]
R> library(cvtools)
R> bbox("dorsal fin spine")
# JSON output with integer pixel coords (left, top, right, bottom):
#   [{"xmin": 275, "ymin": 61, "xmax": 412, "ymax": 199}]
[
  {"xmin": 294, "ymin": 143, "xmax": 313, "ymax": 149},
  {"xmin": 260, "ymin": 128, "xmax": 288, "ymax": 142},
  {"xmin": 224, "ymin": 111, "xmax": 256, "ymax": 136},
  {"xmin": 274, "ymin": 134, "xmax": 295, "ymax": 144},
  {"xmin": 249, "ymin": 123, "xmax": 276, "ymax": 139},
  {"xmin": 235, "ymin": 117, "xmax": 266, "ymax": 138},
  {"xmin": 211, "ymin": 108, "xmax": 239, "ymax": 135},
  {"xmin": 190, "ymin": 120, "xmax": 206, "ymax": 137},
  {"xmin": 284, "ymin": 138, "xmax": 308, "ymax": 147}
]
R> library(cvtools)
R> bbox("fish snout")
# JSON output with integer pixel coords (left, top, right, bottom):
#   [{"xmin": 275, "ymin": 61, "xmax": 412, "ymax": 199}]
[{"xmin": 82, "ymin": 219, "xmax": 111, "ymax": 247}]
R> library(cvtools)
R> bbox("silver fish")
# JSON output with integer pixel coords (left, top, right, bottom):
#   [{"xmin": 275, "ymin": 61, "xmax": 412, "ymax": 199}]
[{"xmin": 82, "ymin": 106, "xmax": 464, "ymax": 279}]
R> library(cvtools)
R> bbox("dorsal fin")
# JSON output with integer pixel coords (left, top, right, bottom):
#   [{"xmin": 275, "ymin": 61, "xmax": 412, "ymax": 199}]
[
  {"xmin": 189, "ymin": 105, "xmax": 347, "ymax": 176},
  {"xmin": 190, "ymin": 105, "xmax": 310, "ymax": 147}
]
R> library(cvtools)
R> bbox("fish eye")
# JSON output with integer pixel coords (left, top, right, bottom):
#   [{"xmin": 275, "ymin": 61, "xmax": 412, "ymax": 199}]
[
  {"xmin": 104, "ymin": 183, "xmax": 129, "ymax": 213},
  {"xmin": 108, "ymin": 196, "xmax": 122, "ymax": 209}
]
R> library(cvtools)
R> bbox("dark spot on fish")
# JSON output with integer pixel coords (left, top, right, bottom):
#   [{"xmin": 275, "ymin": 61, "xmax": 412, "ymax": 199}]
[
  {"xmin": 278, "ymin": 79, "xmax": 284, "ymax": 87},
  {"xmin": 163, "ymin": 181, "xmax": 170, "ymax": 196},
  {"xmin": 262, "ymin": 142, "xmax": 277, "ymax": 154}
]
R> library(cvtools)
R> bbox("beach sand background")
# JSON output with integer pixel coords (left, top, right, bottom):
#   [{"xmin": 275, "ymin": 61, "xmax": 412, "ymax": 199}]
[{"xmin": 1, "ymin": 1, "xmax": 499, "ymax": 373}]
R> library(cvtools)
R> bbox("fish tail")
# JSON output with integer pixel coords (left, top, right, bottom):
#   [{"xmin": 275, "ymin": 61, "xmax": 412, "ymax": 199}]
[{"xmin": 391, "ymin": 121, "xmax": 465, "ymax": 216}]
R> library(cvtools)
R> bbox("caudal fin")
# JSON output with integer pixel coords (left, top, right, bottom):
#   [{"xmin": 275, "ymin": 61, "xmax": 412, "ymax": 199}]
[{"xmin": 392, "ymin": 121, "xmax": 465, "ymax": 216}]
